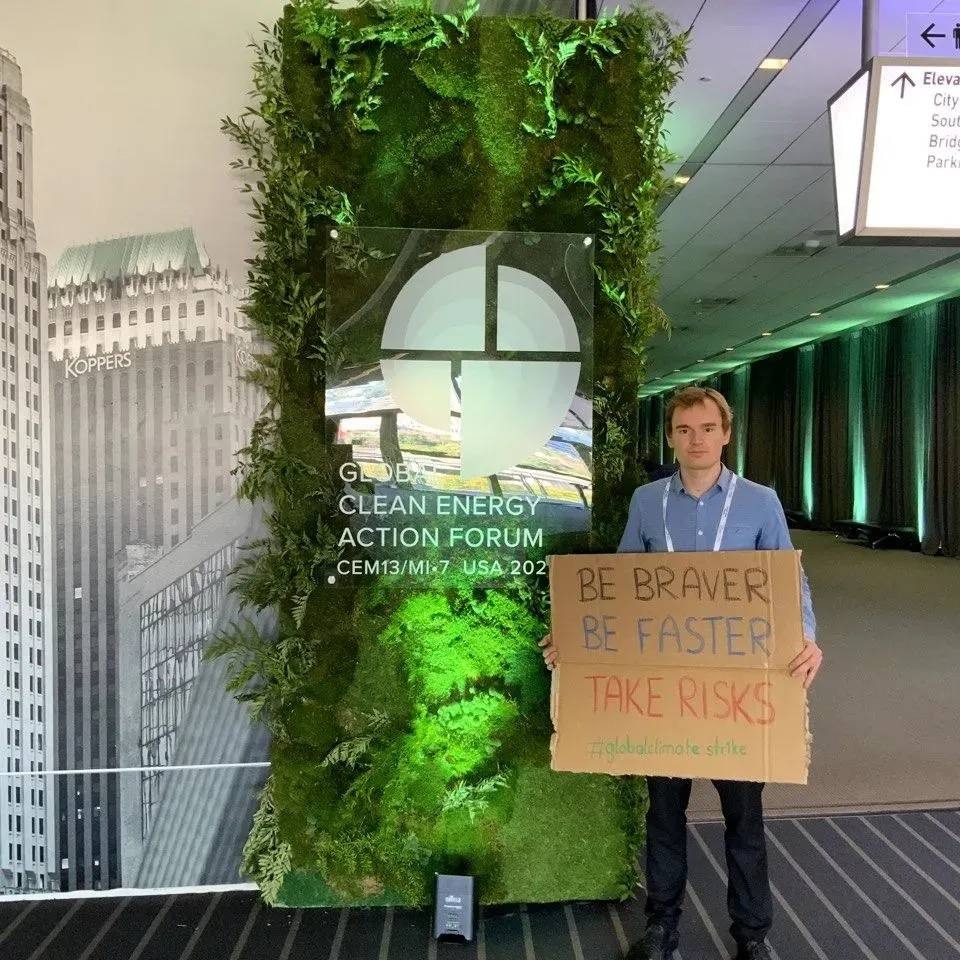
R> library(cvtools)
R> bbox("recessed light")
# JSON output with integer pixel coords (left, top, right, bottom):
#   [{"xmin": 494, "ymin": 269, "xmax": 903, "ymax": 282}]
[
  {"xmin": 673, "ymin": 175, "xmax": 691, "ymax": 186},
  {"xmin": 696, "ymin": 359, "xmax": 705, "ymax": 363},
  {"xmin": 759, "ymin": 58, "xmax": 789, "ymax": 70},
  {"xmin": 874, "ymin": 283, "xmax": 890, "ymax": 290},
  {"xmin": 761, "ymin": 332, "xmax": 772, "ymax": 337},
  {"xmin": 724, "ymin": 347, "xmax": 735, "ymax": 352},
  {"xmin": 809, "ymin": 311, "xmax": 822, "ymax": 317}
]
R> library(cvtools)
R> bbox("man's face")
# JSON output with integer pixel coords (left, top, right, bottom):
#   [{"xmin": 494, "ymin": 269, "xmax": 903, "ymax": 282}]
[{"xmin": 667, "ymin": 399, "xmax": 731, "ymax": 470}]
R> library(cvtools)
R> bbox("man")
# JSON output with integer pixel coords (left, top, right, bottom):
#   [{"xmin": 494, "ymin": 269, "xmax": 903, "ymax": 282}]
[{"xmin": 541, "ymin": 386, "xmax": 823, "ymax": 960}]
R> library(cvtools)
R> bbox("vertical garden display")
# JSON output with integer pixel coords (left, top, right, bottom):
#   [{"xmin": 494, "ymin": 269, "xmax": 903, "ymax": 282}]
[{"xmin": 213, "ymin": 0, "xmax": 685, "ymax": 906}]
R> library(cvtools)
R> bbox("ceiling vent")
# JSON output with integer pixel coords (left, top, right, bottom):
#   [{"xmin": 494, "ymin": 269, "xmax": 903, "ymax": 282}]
[
  {"xmin": 766, "ymin": 242, "xmax": 823, "ymax": 258},
  {"xmin": 691, "ymin": 296, "xmax": 738, "ymax": 308}
]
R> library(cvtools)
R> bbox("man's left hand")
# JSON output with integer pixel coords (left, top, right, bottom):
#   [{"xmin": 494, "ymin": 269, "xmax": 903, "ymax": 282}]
[{"xmin": 789, "ymin": 639, "xmax": 823, "ymax": 690}]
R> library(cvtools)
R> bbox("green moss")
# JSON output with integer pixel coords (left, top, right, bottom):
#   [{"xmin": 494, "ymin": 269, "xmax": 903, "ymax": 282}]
[
  {"xmin": 217, "ymin": 0, "xmax": 686, "ymax": 907},
  {"xmin": 500, "ymin": 759, "xmax": 647, "ymax": 902}
]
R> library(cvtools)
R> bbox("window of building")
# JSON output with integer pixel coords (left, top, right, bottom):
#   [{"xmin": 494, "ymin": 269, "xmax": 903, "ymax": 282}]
[
  {"xmin": 16, "ymin": 181, "xmax": 22, "ymax": 199},
  {"xmin": 204, "ymin": 359, "xmax": 214, "ymax": 375},
  {"xmin": 63, "ymin": 320, "xmax": 72, "ymax": 336},
  {"xmin": 145, "ymin": 308, "xmax": 154, "ymax": 323},
  {"xmin": 178, "ymin": 302, "xmax": 187, "ymax": 319},
  {"xmin": 214, "ymin": 423, "xmax": 223, "ymax": 440},
  {"xmin": 16, "ymin": 124, "xmax": 22, "ymax": 141},
  {"xmin": 47, "ymin": 323, "xmax": 55, "ymax": 339},
  {"xmin": 161, "ymin": 305, "xmax": 170, "ymax": 321},
  {"xmin": 195, "ymin": 300, "xmax": 205, "ymax": 316},
  {"xmin": 204, "ymin": 384, "xmax": 214, "ymax": 403},
  {"xmin": 128, "ymin": 310, "xmax": 137, "ymax": 325},
  {"xmin": 215, "ymin": 448, "xmax": 223, "ymax": 466},
  {"xmin": 80, "ymin": 317, "xmax": 89, "ymax": 334},
  {"xmin": 96, "ymin": 315, "xmax": 105, "ymax": 331},
  {"xmin": 112, "ymin": 313, "xmax": 121, "ymax": 328}
]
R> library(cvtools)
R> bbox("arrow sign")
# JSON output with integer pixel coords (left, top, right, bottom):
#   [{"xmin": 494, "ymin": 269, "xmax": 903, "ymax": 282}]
[
  {"xmin": 890, "ymin": 71, "xmax": 916, "ymax": 98},
  {"xmin": 907, "ymin": 13, "xmax": 960, "ymax": 57},
  {"xmin": 921, "ymin": 23, "xmax": 946, "ymax": 49}
]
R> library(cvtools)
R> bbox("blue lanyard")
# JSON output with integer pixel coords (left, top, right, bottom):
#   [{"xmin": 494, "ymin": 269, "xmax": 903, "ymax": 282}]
[{"xmin": 661, "ymin": 473, "xmax": 738, "ymax": 553}]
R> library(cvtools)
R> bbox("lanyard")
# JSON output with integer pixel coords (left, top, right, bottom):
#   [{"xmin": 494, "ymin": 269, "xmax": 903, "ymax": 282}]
[{"xmin": 662, "ymin": 472, "xmax": 738, "ymax": 553}]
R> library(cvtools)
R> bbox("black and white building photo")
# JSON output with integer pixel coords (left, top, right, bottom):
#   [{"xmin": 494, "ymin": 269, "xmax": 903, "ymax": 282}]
[{"xmin": 45, "ymin": 230, "xmax": 266, "ymax": 890}]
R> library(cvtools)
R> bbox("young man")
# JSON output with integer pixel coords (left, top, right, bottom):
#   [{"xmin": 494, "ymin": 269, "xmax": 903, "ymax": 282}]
[{"xmin": 541, "ymin": 386, "xmax": 823, "ymax": 960}]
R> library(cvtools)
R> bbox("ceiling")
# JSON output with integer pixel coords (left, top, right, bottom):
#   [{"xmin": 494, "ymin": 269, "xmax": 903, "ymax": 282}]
[{"xmin": 618, "ymin": 0, "xmax": 960, "ymax": 394}]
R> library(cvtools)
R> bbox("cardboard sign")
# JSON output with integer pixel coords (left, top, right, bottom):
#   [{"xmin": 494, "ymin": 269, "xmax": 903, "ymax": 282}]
[{"xmin": 548, "ymin": 551, "xmax": 810, "ymax": 784}]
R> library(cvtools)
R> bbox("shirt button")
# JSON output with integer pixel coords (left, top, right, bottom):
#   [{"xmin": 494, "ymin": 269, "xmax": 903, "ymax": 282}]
[
  {"xmin": 698, "ymin": 500, "xmax": 703, "ymax": 506},
  {"xmin": 698, "ymin": 530, "xmax": 704, "ymax": 536}
]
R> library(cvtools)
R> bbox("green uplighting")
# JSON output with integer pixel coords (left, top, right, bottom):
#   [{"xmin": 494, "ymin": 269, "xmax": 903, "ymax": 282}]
[
  {"xmin": 799, "ymin": 347, "xmax": 814, "ymax": 519},
  {"xmin": 848, "ymin": 333, "xmax": 868, "ymax": 524},
  {"xmin": 911, "ymin": 308, "xmax": 938, "ymax": 541},
  {"xmin": 731, "ymin": 365, "xmax": 749, "ymax": 476}
]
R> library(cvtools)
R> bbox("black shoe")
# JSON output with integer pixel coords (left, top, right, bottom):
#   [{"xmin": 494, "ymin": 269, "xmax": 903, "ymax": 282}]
[
  {"xmin": 625, "ymin": 922, "xmax": 676, "ymax": 960},
  {"xmin": 734, "ymin": 940, "xmax": 773, "ymax": 960}
]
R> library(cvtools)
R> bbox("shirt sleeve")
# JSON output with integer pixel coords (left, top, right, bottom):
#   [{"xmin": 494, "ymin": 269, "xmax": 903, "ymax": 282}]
[
  {"xmin": 757, "ymin": 491, "xmax": 818, "ymax": 643},
  {"xmin": 618, "ymin": 488, "xmax": 647, "ymax": 553}
]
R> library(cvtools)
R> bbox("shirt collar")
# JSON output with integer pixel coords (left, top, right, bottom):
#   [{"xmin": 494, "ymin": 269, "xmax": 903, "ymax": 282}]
[{"xmin": 670, "ymin": 464, "xmax": 732, "ymax": 497}]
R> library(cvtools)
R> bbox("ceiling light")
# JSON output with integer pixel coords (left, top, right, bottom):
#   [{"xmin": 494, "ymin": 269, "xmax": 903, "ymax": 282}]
[
  {"xmin": 696, "ymin": 359, "xmax": 705, "ymax": 363},
  {"xmin": 673, "ymin": 174, "xmax": 691, "ymax": 186},
  {"xmin": 760, "ymin": 331, "xmax": 772, "ymax": 337},
  {"xmin": 809, "ymin": 311, "xmax": 822, "ymax": 317},
  {"xmin": 874, "ymin": 283, "xmax": 890, "ymax": 290},
  {"xmin": 760, "ymin": 58, "xmax": 789, "ymax": 70}
]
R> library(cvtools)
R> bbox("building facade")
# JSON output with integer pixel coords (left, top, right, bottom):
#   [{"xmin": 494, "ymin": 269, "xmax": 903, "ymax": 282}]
[
  {"xmin": 46, "ymin": 228, "xmax": 263, "ymax": 890},
  {"xmin": 0, "ymin": 47, "xmax": 54, "ymax": 894},
  {"xmin": 116, "ymin": 498, "xmax": 270, "ymax": 888}
]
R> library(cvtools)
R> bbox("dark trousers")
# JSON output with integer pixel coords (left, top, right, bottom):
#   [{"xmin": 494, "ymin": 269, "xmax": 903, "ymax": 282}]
[{"xmin": 644, "ymin": 777, "xmax": 773, "ymax": 949}]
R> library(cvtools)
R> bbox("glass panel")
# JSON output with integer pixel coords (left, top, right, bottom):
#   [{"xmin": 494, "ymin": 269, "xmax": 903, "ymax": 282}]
[{"xmin": 325, "ymin": 227, "xmax": 594, "ymax": 585}]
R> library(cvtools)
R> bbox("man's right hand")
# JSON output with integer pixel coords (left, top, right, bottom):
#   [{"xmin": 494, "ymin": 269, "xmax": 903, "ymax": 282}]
[{"xmin": 539, "ymin": 633, "xmax": 558, "ymax": 671}]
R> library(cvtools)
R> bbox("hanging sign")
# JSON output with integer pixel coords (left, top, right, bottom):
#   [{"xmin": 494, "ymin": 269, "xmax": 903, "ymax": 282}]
[{"xmin": 830, "ymin": 56, "xmax": 960, "ymax": 243}]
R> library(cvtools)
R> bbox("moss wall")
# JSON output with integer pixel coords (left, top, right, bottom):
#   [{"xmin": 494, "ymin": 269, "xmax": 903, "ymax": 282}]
[{"xmin": 214, "ymin": 0, "xmax": 686, "ymax": 906}]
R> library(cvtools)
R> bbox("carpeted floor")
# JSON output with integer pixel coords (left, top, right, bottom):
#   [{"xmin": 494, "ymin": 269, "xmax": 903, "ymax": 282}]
[
  {"xmin": 3, "ymin": 809, "xmax": 959, "ymax": 960},
  {"xmin": 689, "ymin": 531, "xmax": 960, "ymax": 820}
]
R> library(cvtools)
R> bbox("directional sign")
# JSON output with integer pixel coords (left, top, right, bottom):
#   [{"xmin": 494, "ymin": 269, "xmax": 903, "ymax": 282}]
[
  {"xmin": 829, "ymin": 57, "xmax": 960, "ymax": 242},
  {"xmin": 906, "ymin": 14, "xmax": 960, "ymax": 58}
]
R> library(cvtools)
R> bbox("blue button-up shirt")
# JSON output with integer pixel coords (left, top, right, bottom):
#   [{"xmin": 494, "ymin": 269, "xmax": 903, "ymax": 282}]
[{"xmin": 618, "ymin": 466, "xmax": 817, "ymax": 642}]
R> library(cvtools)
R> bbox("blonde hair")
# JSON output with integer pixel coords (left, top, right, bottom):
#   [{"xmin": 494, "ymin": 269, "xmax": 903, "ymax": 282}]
[{"xmin": 665, "ymin": 386, "xmax": 733, "ymax": 436}]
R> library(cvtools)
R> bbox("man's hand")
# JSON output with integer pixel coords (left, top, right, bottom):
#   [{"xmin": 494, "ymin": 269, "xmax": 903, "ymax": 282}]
[
  {"xmin": 789, "ymin": 639, "xmax": 823, "ymax": 690},
  {"xmin": 539, "ymin": 633, "xmax": 558, "ymax": 671}
]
